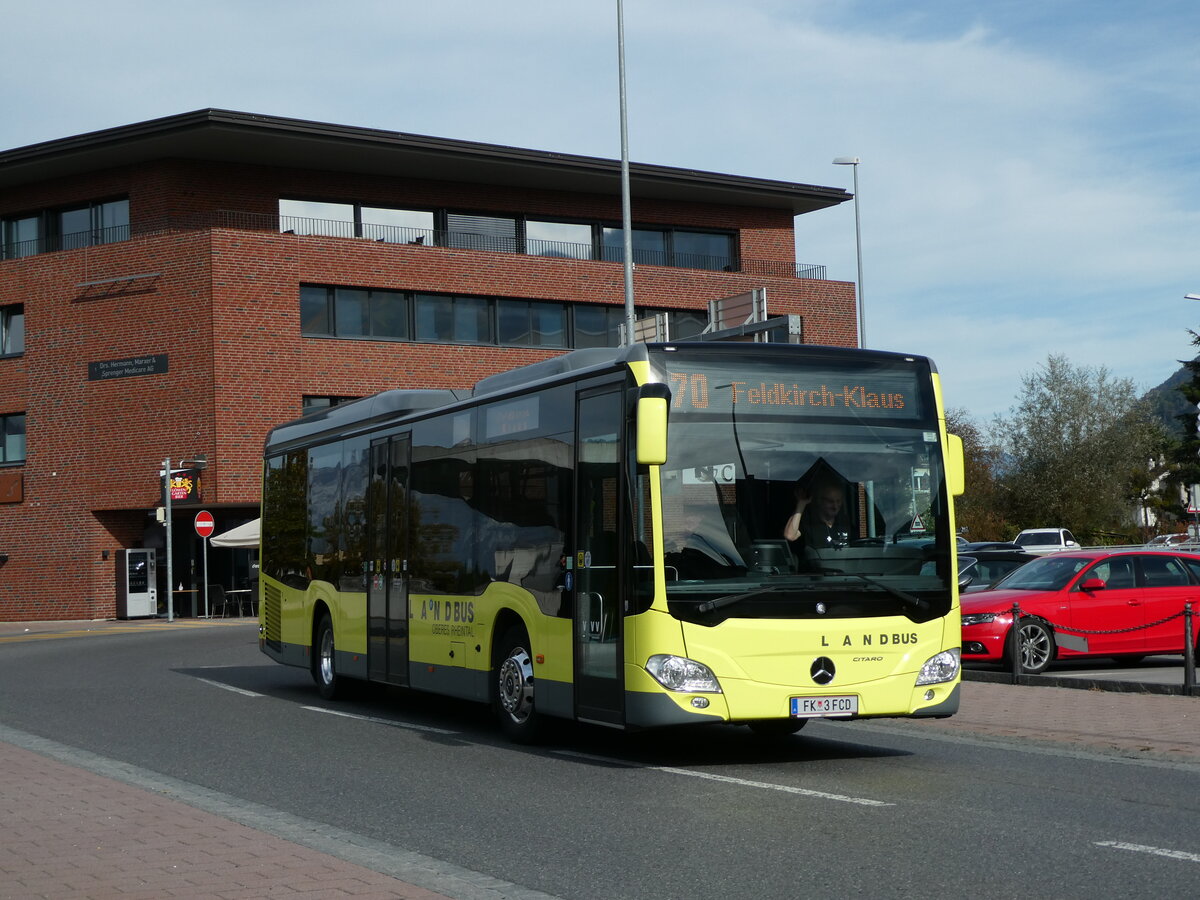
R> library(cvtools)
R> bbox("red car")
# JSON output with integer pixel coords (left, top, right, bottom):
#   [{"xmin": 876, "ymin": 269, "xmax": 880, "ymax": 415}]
[{"xmin": 960, "ymin": 549, "xmax": 1200, "ymax": 674}]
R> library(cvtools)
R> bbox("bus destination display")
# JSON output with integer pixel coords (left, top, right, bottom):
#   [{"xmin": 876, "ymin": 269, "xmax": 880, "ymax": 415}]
[{"xmin": 663, "ymin": 363, "xmax": 925, "ymax": 419}]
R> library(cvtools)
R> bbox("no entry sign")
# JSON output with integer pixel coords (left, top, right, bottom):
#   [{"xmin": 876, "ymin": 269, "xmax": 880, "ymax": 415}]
[{"xmin": 194, "ymin": 510, "xmax": 215, "ymax": 538}]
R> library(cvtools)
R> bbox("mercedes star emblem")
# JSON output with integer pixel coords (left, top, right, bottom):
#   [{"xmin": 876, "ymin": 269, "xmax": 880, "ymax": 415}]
[{"xmin": 810, "ymin": 656, "xmax": 836, "ymax": 685}]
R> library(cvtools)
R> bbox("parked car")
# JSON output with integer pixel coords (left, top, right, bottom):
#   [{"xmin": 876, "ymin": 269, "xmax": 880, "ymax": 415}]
[
  {"xmin": 1145, "ymin": 533, "xmax": 1192, "ymax": 548},
  {"xmin": 958, "ymin": 549, "xmax": 1039, "ymax": 593},
  {"xmin": 960, "ymin": 549, "xmax": 1200, "ymax": 674},
  {"xmin": 1013, "ymin": 527, "xmax": 1080, "ymax": 555}
]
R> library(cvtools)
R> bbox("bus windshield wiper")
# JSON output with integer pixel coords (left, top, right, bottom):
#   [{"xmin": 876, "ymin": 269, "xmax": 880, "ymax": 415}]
[
  {"xmin": 848, "ymin": 573, "xmax": 929, "ymax": 612},
  {"xmin": 694, "ymin": 585, "xmax": 808, "ymax": 614}
]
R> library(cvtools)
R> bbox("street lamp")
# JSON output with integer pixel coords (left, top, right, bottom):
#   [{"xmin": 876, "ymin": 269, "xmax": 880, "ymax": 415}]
[{"xmin": 833, "ymin": 156, "xmax": 865, "ymax": 348}]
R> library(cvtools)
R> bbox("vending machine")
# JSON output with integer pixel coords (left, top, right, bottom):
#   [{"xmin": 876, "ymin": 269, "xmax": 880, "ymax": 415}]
[{"xmin": 116, "ymin": 548, "xmax": 157, "ymax": 618}]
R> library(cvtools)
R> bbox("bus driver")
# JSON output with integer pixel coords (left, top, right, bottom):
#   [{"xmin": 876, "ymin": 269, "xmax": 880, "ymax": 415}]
[{"xmin": 783, "ymin": 478, "xmax": 849, "ymax": 550}]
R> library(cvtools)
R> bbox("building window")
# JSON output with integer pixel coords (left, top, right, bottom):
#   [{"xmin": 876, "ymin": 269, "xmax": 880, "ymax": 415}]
[
  {"xmin": 54, "ymin": 199, "xmax": 129, "ymax": 251},
  {"xmin": 672, "ymin": 230, "xmax": 735, "ymax": 271},
  {"xmin": 603, "ymin": 226, "xmax": 666, "ymax": 266},
  {"xmin": 526, "ymin": 220, "xmax": 594, "ymax": 260},
  {"xmin": 445, "ymin": 213, "xmax": 519, "ymax": 253},
  {"xmin": 279, "ymin": 200, "xmax": 356, "ymax": 237},
  {"xmin": 497, "ymin": 299, "xmax": 566, "ymax": 347},
  {"xmin": 663, "ymin": 309, "xmax": 708, "ymax": 340},
  {"xmin": 2, "ymin": 215, "xmax": 39, "ymax": 259},
  {"xmin": 300, "ymin": 286, "xmax": 409, "ymax": 340},
  {"xmin": 602, "ymin": 226, "xmax": 733, "ymax": 270},
  {"xmin": 415, "ymin": 294, "xmax": 492, "ymax": 343},
  {"xmin": 362, "ymin": 207, "xmax": 435, "ymax": 244},
  {"xmin": 0, "ymin": 305, "xmax": 23, "ymax": 356},
  {"xmin": 2, "ymin": 199, "xmax": 128, "ymax": 258},
  {"xmin": 300, "ymin": 285, "xmax": 333, "ymax": 334},
  {"xmin": 280, "ymin": 200, "xmax": 435, "ymax": 245},
  {"xmin": 278, "ymin": 198, "xmax": 736, "ymax": 271},
  {"xmin": 300, "ymin": 285, "xmax": 720, "ymax": 349},
  {"xmin": 572, "ymin": 304, "xmax": 623, "ymax": 348},
  {"xmin": 0, "ymin": 413, "xmax": 25, "ymax": 465}
]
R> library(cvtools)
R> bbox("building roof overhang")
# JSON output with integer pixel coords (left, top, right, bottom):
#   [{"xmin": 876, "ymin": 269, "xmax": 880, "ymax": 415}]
[{"xmin": 0, "ymin": 109, "xmax": 850, "ymax": 215}]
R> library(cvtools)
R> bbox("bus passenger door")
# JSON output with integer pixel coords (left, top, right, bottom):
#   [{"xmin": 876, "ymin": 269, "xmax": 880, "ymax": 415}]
[
  {"xmin": 573, "ymin": 387, "xmax": 625, "ymax": 726},
  {"xmin": 367, "ymin": 435, "xmax": 411, "ymax": 686}
]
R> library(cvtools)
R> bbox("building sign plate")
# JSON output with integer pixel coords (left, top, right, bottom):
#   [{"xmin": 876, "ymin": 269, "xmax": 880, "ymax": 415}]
[{"xmin": 88, "ymin": 354, "xmax": 168, "ymax": 381}]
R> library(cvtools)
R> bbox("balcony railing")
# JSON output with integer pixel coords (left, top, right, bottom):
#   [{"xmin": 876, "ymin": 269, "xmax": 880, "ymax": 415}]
[
  {"xmin": 2, "ymin": 211, "xmax": 828, "ymax": 280},
  {"xmin": 1, "ymin": 223, "xmax": 131, "ymax": 260}
]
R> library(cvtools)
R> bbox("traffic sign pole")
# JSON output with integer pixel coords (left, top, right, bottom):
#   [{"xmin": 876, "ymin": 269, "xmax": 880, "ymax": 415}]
[{"xmin": 195, "ymin": 511, "xmax": 215, "ymax": 617}]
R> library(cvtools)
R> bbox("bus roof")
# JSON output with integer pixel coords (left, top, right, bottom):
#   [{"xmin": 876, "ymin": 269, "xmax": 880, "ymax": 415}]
[
  {"xmin": 263, "ymin": 342, "xmax": 938, "ymax": 456},
  {"xmin": 264, "ymin": 388, "xmax": 465, "ymax": 455}
]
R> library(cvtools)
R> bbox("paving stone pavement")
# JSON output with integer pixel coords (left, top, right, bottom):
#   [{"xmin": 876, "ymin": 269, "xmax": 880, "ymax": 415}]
[
  {"xmin": 895, "ymin": 680, "xmax": 1200, "ymax": 760},
  {"xmin": 0, "ymin": 739, "xmax": 451, "ymax": 900}
]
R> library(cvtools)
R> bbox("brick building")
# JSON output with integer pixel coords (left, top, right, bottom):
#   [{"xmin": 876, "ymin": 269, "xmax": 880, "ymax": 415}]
[{"xmin": 0, "ymin": 109, "xmax": 854, "ymax": 622}]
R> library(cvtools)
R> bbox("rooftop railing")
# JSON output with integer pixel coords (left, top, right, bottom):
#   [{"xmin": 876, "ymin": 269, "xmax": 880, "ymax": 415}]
[{"xmin": 2, "ymin": 212, "xmax": 829, "ymax": 280}]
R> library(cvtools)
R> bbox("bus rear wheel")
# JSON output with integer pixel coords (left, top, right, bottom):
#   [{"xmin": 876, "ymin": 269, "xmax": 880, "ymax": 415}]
[
  {"xmin": 493, "ymin": 626, "xmax": 541, "ymax": 743},
  {"xmin": 312, "ymin": 613, "xmax": 342, "ymax": 700}
]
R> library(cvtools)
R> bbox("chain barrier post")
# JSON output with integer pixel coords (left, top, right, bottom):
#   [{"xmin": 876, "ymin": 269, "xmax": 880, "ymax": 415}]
[
  {"xmin": 1185, "ymin": 601, "xmax": 1195, "ymax": 696},
  {"xmin": 1009, "ymin": 602, "xmax": 1022, "ymax": 684}
]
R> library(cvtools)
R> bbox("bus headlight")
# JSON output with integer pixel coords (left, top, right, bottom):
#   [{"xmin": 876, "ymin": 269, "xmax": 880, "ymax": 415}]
[
  {"xmin": 915, "ymin": 648, "xmax": 961, "ymax": 685},
  {"xmin": 646, "ymin": 655, "xmax": 723, "ymax": 693}
]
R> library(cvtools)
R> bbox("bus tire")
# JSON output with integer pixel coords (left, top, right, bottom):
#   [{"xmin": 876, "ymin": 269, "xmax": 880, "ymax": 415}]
[
  {"xmin": 493, "ymin": 626, "xmax": 540, "ymax": 743},
  {"xmin": 312, "ymin": 613, "xmax": 342, "ymax": 700},
  {"xmin": 1009, "ymin": 617, "xmax": 1054, "ymax": 675},
  {"xmin": 747, "ymin": 719, "xmax": 808, "ymax": 738}
]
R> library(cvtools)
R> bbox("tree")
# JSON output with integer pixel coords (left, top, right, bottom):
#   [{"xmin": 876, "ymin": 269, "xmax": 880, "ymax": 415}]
[
  {"xmin": 993, "ymin": 354, "xmax": 1165, "ymax": 544},
  {"xmin": 945, "ymin": 407, "xmax": 1009, "ymax": 541},
  {"xmin": 1159, "ymin": 334, "xmax": 1200, "ymax": 529}
]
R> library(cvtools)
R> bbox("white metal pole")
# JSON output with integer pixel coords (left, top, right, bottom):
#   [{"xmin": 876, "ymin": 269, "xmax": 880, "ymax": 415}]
[
  {"xmin": 617, "ymin": 0, "xmax": 635, "ymax": 343},
  {"xmin": 163, "ymin": 458, "xmax": 174, "ymax": 623},
  {"xmin": 202, "ymin": 534, "xmax": 210, "ymax": 618},
  {"xmin": 851, "ymin": 162, "xmax": 865, "ymax": 348}
]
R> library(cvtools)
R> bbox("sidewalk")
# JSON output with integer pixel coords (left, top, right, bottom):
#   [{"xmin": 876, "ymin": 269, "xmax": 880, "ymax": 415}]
[
  {"xmin": 0, "ymin": 738, "xmax": 449, "ymax": 900},
  {"xmin": 900, "ymin": 680, "xmax": 1200, "ymax": 760}
]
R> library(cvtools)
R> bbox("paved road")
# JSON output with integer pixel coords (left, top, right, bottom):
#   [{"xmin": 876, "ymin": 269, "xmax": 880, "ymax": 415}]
[{"xmin": 2, "ymin": 619, "xmax": 1200, "ymax": 900}]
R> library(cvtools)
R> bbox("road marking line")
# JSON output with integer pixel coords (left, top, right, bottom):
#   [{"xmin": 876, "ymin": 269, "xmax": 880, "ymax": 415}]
[
  {"xmin": 193, "ymin": 677, "xmax": 264, "ymax": 697},
  {"xmin": 1095, "ymin": 841, "xmax": 1200, "ymax": 863},
  {"xmin": 554, "ymin": 750, "xmax": 893, "ymax": 806},
  {"xmin": 302, "ymin": 705, "xmax": 459, "ymax": 735},
  {"xmin": 0, "ymin": 621, "xmax": 246, "ymax": 643}
]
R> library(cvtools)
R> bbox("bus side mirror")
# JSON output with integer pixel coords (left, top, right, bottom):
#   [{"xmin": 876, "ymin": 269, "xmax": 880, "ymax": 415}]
[
  {"xmin": 636, "ymin": 384, "xmax": 670, "ymax": 466},
  {"xmin": 945, "ymin": 432, "xmax": 965, "ymax": 497}
]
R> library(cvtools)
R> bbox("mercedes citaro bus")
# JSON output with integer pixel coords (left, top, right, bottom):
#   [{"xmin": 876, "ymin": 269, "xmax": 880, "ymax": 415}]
[{"xmin": 258, "ymin": 342, "xmax": 965, "ymax": 740}]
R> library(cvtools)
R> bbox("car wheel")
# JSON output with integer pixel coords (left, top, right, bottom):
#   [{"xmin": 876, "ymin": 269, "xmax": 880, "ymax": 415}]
[
  {"xmin": 312, "ymin": 613, "xmax": 341, "ymax": 700},
  {"xmin": 747, "ymin": 719, "xmax": 808, "ymax": 737},
  {"xmin": 1010, "ymin": 617, "xmax": 1054, "ymax": 675},
  {"xmin": 492, "ymin": 626, "xmax": 541, "ymax": 743}
]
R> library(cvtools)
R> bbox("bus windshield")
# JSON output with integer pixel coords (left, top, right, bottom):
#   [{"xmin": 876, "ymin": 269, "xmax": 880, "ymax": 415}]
[{"xmin": 653, "ymin": 349, "xmax": 952, "ymax": 623}]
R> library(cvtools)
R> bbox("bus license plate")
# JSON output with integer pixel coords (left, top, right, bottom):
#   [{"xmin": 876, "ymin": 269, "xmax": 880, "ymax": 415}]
[{"xmin": 791, "ymin": 695, "xmax": 858, "ymax": 718}]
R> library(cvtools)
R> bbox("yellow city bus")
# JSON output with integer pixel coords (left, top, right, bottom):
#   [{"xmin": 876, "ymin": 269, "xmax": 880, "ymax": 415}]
[{"xmin": 258, "ymin": 342, "xmax": 965, "ymax": 741}]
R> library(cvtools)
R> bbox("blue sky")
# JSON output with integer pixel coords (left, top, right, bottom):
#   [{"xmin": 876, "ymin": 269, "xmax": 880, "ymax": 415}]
[{"xmin": 3, "ymin": 0, "xmax": 1197, "ymax": 420}]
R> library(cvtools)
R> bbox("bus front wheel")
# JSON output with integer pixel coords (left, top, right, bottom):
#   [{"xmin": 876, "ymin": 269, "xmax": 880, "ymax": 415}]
[
  {"xmin": 493, "ymin": 626, "xmax": 541, "ymax": 743},
  {"xmin": 312, "ymin": 613, "xmax": 342, "ymax": 700}
]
